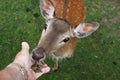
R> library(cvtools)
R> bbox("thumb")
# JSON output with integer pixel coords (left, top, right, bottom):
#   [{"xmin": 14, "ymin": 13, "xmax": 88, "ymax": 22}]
[
  {"xmin": 21, "ymin": 42, "xmax": 29, "ymax": 52},
  {"xmin": 13, "ymin": 42, "xmax": 30, "ymax": 67},
  {"xmin": 16, "ymin": 42, "xmax": 30, "ymax": 57}
]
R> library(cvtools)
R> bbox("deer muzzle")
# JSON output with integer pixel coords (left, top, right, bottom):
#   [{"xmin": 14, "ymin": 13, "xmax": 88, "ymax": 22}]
[{"xmin": 32, "ymin": 47, "xmax": 46, "ymax": 61}]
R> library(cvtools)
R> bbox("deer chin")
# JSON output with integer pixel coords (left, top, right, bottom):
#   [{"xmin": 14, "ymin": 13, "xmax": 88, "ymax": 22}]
[{"xmin": 31, "ymin": 51, "xmax": 47, "ymax": 73}]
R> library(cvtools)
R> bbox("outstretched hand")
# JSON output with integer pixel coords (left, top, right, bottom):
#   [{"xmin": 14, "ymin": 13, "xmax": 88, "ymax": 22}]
[{"xmin": 13, "ymin": 42, "xmax": 50, "ymax": 80}]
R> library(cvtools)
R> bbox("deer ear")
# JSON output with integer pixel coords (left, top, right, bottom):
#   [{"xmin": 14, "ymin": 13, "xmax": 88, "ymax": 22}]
[
  {"xmin": 73, "ymin": 22, "xmax": 99, "ymax": 38},
  {"xmin": 40, "ymin": 0, "xmax": 55, "ymax": 20}
]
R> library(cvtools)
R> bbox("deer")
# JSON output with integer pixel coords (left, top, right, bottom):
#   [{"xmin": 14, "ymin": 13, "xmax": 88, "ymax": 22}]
[{"xmin": 31, "ymin": 0, "xmax": 99, "ymax": 72}]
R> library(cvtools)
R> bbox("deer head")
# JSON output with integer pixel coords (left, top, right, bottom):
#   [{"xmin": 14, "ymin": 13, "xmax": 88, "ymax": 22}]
[{"xmin": 31, "ymin": 0, "xmax": 99, "ymax": 61}]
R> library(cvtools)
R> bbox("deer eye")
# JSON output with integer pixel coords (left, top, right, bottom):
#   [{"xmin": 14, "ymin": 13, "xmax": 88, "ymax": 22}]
[
  {"xmin": 63, "ymin": 37, "xmax": 70, "ymax": 42},
  {"xmin": 44, "ymin": 24, "xmax": 47, "ymax": 30}
]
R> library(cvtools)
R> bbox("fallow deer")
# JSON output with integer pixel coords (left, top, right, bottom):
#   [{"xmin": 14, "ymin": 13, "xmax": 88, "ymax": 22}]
[{"xmin": 31, "ymin": 0, "xmax": 99, "ymax": 72}]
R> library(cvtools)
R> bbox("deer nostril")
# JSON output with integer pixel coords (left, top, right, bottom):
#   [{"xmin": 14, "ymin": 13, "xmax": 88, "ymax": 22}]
[
  {"xmin": 32, "ymin": 52, "xmax": 41, "ymax": 61},
  {"xmin": 32, "ymin": 47, "xmax": 46, "ymax": 61}
]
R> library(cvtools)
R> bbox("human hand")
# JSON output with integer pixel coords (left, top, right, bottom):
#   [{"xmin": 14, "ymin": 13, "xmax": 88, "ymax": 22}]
[{"xmin": 13, "ymin": 42, "xmax": 50, "ymax": 80}]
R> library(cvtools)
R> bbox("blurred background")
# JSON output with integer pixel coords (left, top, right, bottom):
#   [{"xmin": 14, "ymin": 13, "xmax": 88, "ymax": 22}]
[{"xmin": 0, "ymin": 0, "xmax": 120, "ymax": 80}]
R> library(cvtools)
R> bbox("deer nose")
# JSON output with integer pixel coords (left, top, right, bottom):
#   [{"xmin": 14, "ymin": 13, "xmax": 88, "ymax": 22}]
[{"xmin": 32, "ymin": 47, "xmax": 46, "ymax": 61}]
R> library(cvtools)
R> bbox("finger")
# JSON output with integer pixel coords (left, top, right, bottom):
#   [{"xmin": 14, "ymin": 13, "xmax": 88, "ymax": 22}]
[
  {"xmin": 13, "ymin": 42, "xmax": 30, "ymax": 67},
  {"xmin": 21, "ymin": 42, "xmax": 30, "ymax": 52},
  {"xmin": 15, "ymin": 42, "xmax": 30, "ymax": 58}
]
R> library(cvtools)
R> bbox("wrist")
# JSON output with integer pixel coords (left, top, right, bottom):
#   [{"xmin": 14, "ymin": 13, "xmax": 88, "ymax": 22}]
[{"xmin": 6, "ymin": 63, "xmax": 28, "ymax": 80}]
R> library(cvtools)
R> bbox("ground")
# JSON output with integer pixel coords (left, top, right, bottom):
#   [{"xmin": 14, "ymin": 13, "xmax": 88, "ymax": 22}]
[{"xmin": 0, "ymin": 0, "xmax": 120, "ymax": 80}]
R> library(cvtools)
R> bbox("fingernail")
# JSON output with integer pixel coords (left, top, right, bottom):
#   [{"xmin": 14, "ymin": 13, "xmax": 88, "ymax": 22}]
[{"xmin": 21, "ymin": 42, "xmax": 29, "ymax": 50}]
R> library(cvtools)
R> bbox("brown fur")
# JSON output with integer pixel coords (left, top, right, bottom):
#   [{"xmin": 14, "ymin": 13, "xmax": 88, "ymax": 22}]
[
  {"xmin": 50, "ymin": 0, "xmax": 86, "ymax": 27},
  {"xmin": 50, "ymin": 0, "xmax": 86, "ymax": 70},
  {"xmin": 50, "ymin": 0, "xmax": 86, "ymax": 56},
  {"xmin": 32, "ymin": 0, "xmax": 86, "ymax": 72}
]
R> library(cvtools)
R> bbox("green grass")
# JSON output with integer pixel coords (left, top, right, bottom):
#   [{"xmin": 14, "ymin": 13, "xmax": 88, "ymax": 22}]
[{"xmin": 0, "ymin": 0, "xmax": 120, "ymax": 80}]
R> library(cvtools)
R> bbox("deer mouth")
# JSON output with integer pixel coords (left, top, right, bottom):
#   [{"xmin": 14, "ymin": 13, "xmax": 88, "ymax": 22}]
[{"xmin": 31, "ymin": 47, "xmax": 47, "ymax": 72}]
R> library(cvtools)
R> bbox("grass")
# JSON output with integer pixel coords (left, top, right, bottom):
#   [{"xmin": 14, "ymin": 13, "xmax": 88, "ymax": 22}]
[{"xmin": 0, "ymin": 0, "xmax": 120, "ymax": 80}]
